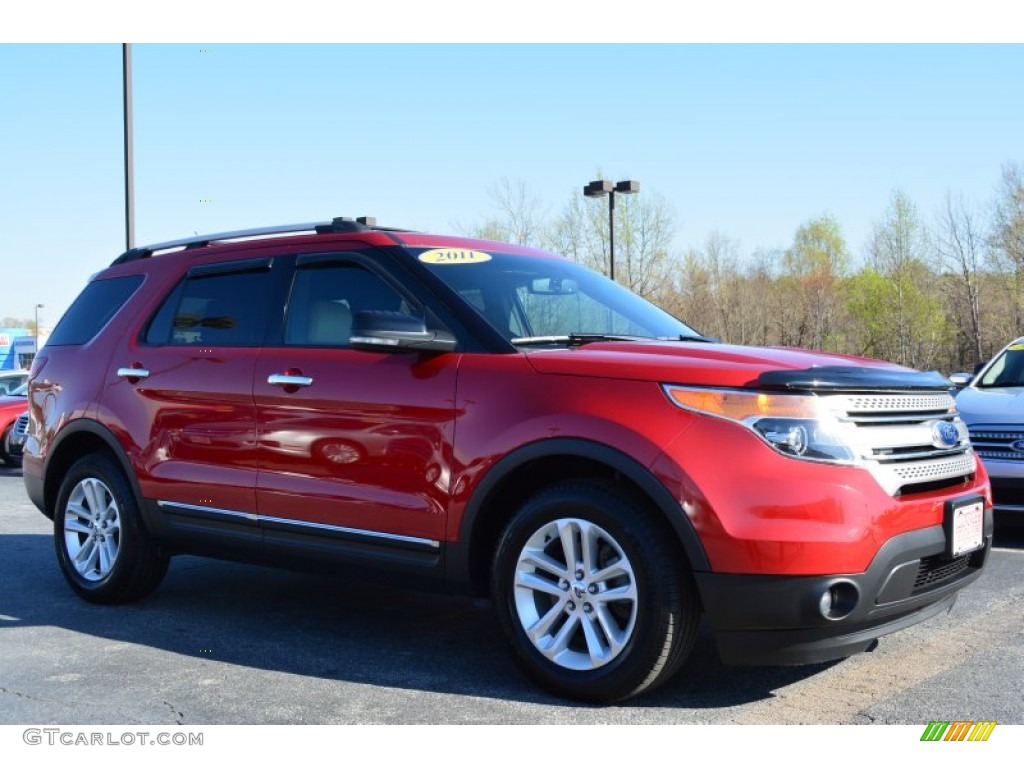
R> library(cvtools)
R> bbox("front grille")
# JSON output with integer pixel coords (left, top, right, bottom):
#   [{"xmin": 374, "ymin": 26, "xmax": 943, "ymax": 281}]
[
  {"xmin": 889, "ymin": 454, "xmax": 977, "ymax": 484},
  {"xmin": 967, "ymin": 427, "xmax": 1024, "ymax": 462},
  {"xmin": 913, "ymin": 553, "xmax": 973, "ymax": 592},
  {"xmin": 844, "ymin": 394, "xmax": 954, "ymax": 413},
  {"xmin": 821, "ymin": 392, "xmax": 975, "ymax": 496}
]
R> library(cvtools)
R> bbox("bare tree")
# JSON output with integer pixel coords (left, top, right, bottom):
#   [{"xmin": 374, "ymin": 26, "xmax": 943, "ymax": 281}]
[
  {"xmin": 546, "ymin": 187, "xmax": 611, "ymax": 275},
  {"xmin": 548, "ymin": 176, "xmax": 676, "ymax": 300},
  {"xmin": 458, "ymin": 177, "xmax": 547, "ymax": 246},
  {"xmin": 988, "ymin": 162, "xmax": 1024, "ymax": 333},
  {"xmin": 615, "ymin": 190, "xmax": 675, "ymax": 298},
  {"xmin": 935, "ymin": 192, "xmax": 984, "ymax": 366}
]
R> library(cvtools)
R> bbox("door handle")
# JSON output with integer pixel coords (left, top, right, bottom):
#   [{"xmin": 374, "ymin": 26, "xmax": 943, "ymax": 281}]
[
  {"xmin": 117, "ymin": 367, "xmax": 150, "ymax": 380},
  {"xmin": 268, "ymin": 373, "xmax": 313, "ymax": 388}
]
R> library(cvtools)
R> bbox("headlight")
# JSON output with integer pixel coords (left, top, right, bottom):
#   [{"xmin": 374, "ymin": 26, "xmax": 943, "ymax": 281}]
[{"xmin": 663, "ymin": 385, "xmax": 856, "ymax": 463}]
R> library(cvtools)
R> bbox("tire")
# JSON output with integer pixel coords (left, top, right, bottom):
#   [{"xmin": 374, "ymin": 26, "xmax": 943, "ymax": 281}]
[
  {"xmin": 53, "ymin": 454, "xmax": 169, "ymax": 604},
  {"xmin": 1, "ymin": 425, "xmax": 21, "ymax": 468},
  {"xmin": 491, "ymin": 480, "xmax": 700, "ymax": 703}
]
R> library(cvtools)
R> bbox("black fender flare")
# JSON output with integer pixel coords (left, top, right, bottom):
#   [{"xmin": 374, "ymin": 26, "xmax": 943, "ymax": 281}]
[
  {"xmin": 42, "ymin": 419, "xmax": 146, "ymax": 519},
  {"xmin": 447, "ymin": 437, "xmax": 710, "ymax": 590}
]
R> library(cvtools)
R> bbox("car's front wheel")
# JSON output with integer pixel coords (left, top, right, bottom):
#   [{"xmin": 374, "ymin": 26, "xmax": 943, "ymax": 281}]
[
  {"xmin": 54, "ymin": 454, "xmax": 169, "ymax": 604},
  {"xmin": 492, "ymin": 480, "xmax": 700, "ymax": 703},
  {"xmin": 1, "ymin": 425, "xmax": 21, "ymax": 467}
]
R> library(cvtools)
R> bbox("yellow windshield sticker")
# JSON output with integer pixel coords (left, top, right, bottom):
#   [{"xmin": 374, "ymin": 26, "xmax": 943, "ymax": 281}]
[
  {"xmin": 1009, "ymin": 344, "xmax": 1024, "ymax": 351},
  {"xmin": 419, "ymin": 248, "xmax": 492, "ymax": 265}
]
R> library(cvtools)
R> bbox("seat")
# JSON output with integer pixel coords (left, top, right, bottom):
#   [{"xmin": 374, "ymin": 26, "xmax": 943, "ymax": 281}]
[{"xmin": 305, "ymin": 301, "xmax": 353, "ymax": 346}]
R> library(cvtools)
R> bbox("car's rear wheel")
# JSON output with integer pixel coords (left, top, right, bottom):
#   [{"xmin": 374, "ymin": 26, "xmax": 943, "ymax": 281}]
[
  {"xmin": 54, "ymin": 454, "xmax": 168, "ymax": 603},
  {"xmin": 492, "ymin": 480, "xmax": 700, "ymax": 703}
]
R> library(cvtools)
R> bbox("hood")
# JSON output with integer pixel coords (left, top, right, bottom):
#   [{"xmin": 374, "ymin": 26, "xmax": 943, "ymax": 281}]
[
  {"xmin": 954, "ymin": 386, "xmax": 1024, "ymax": 425},
  {"xmin": 523, "ymin": 340, "xmax": 943, "ymax": 391}
]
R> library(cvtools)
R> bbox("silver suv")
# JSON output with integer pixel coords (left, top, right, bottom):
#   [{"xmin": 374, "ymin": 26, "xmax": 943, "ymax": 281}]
[{"xmin": 953, "ymin": 336, "xmax": 1024, "ymax": 521}]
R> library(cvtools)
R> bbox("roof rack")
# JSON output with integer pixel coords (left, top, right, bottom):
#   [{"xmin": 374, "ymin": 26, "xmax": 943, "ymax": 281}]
[{"xmin": 111, "ymin": 216, "xmax": 389, "ymax": 265}]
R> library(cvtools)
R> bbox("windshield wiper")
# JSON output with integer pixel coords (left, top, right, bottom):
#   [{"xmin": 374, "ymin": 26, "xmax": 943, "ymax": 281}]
[
  {"xmin": 657, "ymin": 334, "xmax": 716, "ymax": 343},
  {"xmin": 512, "ymin": 333, "xmax": 714, "ymax": 347},
  {"xmin": 511, "ymin": 333, "xmax": 647, "ymax": 347}
]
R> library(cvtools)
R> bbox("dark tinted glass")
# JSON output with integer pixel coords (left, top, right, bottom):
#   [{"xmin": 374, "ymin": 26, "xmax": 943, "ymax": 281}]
[
  {"xmin": 146, "ymin": 269, "xmax": 273, "ymax": 347},
  {"xmin": 283, "ymin": 263, "xmax": 409, "ymax": 346},
  {"xmin": 47, "ymin": 275, "xmax": 144, "ymax": 346}
]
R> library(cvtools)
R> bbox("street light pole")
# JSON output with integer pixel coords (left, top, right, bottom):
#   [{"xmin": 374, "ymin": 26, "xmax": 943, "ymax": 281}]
[
  {"xmin": 34, "ymin": 304, "xmax": 43, "ymax": 355},
  {"xmin": 123, "ymin": 43, "xmax": 135, "ymax": 250},
  {"xmin": 583, "ymin": 179, "xmax": 639, "ymax": 282}
]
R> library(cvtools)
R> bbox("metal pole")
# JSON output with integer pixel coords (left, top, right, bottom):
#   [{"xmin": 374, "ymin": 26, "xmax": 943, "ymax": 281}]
[
  {"xmin": 34, "ymin": 304, "xmax": 42, "ymax": 355},
  {"xmin": 608, "ymin": 191, "xmax": 616, "ymax": 282},
  {"xmin": 123, "ymin": 43, "xmax": 135, "ymax": 250}
]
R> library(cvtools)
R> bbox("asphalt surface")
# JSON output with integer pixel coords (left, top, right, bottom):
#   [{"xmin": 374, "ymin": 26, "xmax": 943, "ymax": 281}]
[{"xmin": 1, "ymin": 465, "xmax": 1021, "ymax": 725}]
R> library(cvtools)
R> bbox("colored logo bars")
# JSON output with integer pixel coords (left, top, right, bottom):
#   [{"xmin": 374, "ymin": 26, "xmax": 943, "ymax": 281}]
[{"xmin": 921, "ymin": 721, "xmax": 997, "ymax": 741}]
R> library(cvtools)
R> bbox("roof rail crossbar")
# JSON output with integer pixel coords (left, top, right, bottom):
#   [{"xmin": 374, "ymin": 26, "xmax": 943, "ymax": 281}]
[
  {"xmin": 314, "ymin": 216, "xmax": 377, "ymax": 234},
  {"xmin": 110, "ymin": 217, "xmax": 381, "ymax": 265}
]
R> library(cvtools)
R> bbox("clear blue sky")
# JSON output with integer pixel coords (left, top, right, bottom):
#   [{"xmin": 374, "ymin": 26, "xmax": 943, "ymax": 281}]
[{"xmin": 2, "ymin": 43, "xmax": 1023, "ymax": 325}]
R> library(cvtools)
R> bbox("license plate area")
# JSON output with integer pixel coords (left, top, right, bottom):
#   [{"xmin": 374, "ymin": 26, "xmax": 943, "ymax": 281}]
[{"xmin": 944, "ymin": 496, "xmax": 985, "ymax": 558}]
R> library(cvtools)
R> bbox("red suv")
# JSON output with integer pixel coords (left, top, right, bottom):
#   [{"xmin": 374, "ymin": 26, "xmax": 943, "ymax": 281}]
[{"xmin": 24, "ymin": 217, "xmax": 992, "ymax": 702}]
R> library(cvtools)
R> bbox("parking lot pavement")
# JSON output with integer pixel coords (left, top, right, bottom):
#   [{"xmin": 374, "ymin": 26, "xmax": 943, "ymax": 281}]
[{"xmin": 1, "ymin": 466, "xmax": 1021, "ymax": 725}]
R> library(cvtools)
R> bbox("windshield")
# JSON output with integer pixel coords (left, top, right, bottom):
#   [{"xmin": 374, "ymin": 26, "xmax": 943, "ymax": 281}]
[
  {"xmin": 416, "ymin": 249, "xmax": 700, "ymax": 343},
  {"xmin": 979, "ymin": 342, "xmax": 1024, "ymax": 388}
]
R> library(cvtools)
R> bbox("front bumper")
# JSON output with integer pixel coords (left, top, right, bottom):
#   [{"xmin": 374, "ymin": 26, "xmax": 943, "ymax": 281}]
[{"xmin": 696, "ymin": 509, "xmax": 993, "ymax": 666}]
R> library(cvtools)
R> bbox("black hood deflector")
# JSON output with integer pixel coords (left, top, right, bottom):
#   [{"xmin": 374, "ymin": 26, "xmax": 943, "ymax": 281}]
[{"xmin": 752, "ymin": 366, "xmax": 951, "ymax": 393}]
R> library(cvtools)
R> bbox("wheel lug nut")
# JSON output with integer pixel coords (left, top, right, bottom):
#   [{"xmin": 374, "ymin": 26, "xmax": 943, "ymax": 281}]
[
  {"xmin": 566, "ymin": 601, "xmax": 576, "ymax": 612},
  {"xmin": 559, "ymin": 579, "xmax": 570, "ymax": 591},
  {"xmin": 588, "ymin": 584, "xmax": 598, "ymax": 594},
  {"xmin": 575, "ymin": 569, "xmax": 584, "ymax": 580},
  {"xmin": 583, "ymin": 603, "xmax": 593, "ymax": 614}
]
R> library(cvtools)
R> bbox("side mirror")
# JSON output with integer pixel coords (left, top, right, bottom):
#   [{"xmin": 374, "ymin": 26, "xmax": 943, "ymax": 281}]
[
  {"xmin": 348, "ymin": 310, "xmax": 457, "ymax": 354},
  {"xmin": 949, "ymin": 372, "xmax": 972, "ymax": 389}
]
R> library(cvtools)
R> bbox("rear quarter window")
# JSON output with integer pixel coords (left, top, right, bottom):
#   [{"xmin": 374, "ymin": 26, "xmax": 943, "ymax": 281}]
[{"xmin": 46, "ymin": 275, "xmax": 145, "ymax": 346}]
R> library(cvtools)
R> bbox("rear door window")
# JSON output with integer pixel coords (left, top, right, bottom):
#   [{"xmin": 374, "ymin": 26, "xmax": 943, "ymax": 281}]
[{"xmin": 145, "ymin": 259, "xmax": 275, "ymax": 346}]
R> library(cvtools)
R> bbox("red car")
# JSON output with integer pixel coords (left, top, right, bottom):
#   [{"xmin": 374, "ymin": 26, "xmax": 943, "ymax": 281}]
[
  {"xmin": 23, "ymin": 218, "xmax": 992, "ymax": 702},
  {"xmin": 1, "ymin": 383, "xmax": 27, "ymax": 466}
]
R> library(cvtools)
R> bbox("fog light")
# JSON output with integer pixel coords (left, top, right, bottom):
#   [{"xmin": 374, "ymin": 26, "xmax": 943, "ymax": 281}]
[{"xmin": 818, "ymin": 580, "xmax": 859, "ymax": 621}]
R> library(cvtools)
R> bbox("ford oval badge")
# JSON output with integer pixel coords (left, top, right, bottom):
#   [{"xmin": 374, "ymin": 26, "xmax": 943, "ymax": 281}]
[
  {"xmin": 932, "ymin": 421, "xmax": 960, "ymax": 449},
  {"xmin": 1010, "ymin": 439, "xmax": 1024, "ymax": 453}
]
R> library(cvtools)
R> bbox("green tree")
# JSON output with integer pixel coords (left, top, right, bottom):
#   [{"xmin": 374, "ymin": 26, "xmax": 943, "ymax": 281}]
[
  {"xmin": 859, "ymin": 190, "xmax": 949, "ymax": 368},
  {"xmin": 845, "ymin": 267, "xmax": 894, "ymax": 359},
  {"xmin": 782, "ymin": 214, "xmax": 850, "ymax": 351}
]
